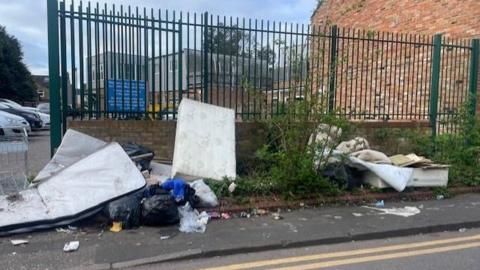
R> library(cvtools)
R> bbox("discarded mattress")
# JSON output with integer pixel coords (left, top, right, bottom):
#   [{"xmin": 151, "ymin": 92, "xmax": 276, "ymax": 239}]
[
  {"xmin": 348, "ymin": 156, "xmax": 413, "ymax": 192},
  {"xmin": 364, "ymin": 164, "xmax": 449, "ymax": 189},
  {"xmin": 0, "ymin": 143, "xmax": 145, "ymax": 235},
  {"xmin": 33, "ymin": 129, "xmax": 107, "ymax": 182},
  {"xmin": 171, "ymin": 99, "xmax": 236, "ymax": 181}
]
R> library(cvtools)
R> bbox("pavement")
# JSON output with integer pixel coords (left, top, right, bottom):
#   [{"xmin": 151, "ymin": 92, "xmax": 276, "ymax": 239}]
[
  {"xmin": 26, "ymin": 130, "xmax": 50, "ymax": 174},
  {"xmin": 1, "ymin": 193, "xmax": 480, "ymax": 270}
]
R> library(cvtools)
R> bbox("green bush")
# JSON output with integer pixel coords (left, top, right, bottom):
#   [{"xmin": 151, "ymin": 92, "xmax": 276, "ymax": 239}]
[
  {"xmin": 249, "ymin": 94, "xmax": 352, "ymax": 198},
  {"xmin": 406, "ymin": 102, "xmax": 480, "ymax": 186}
]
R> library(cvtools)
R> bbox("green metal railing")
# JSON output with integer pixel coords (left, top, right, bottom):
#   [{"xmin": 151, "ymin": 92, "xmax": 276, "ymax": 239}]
[{"xmin": 47, "ymin": 0, "xmax": 479, "ymax": 153}]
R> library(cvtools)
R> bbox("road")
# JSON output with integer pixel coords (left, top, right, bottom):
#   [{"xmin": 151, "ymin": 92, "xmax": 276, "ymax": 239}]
[{"xmin": 130, "ymin": 229, "xmax": 480, "ymax": 270}]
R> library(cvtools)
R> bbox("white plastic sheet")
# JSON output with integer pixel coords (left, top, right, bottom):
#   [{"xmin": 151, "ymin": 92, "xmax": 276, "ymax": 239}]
[
  {"xmin": 0, "ymin": 143, "xmax": 145, "ymax": 235},
  {"xmin": 172, "ymin": 99, "xmax": 236, "ymax": 181},
  {"xmin": 178, "ymin": 203, "xmax": 209, "ymax": 233}
]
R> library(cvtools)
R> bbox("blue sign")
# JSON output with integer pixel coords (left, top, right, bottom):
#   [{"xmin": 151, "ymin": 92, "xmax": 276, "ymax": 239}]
[{"xmin": 107, "ymin": 80, "xmax": 146, "ymax": 112}]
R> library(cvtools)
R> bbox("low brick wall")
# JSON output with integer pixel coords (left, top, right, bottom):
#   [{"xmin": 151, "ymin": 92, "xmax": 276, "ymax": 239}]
[
  {"xmin": 68, "ymin": 119, "xmax": 429, "ymax": 165},
  {"xmin": 68, "ymin": 120, "xmax": 268, "ymax": 164}
]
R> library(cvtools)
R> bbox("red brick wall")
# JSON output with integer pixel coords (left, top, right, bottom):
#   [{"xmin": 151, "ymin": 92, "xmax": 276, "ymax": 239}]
[
  {"xmin": 312, "ymin": 0, "xmax": 480, "ymax": 39},
  {"xmin": 311, "ymin": 0, "xmax": 479, "ymax": 119},
  {"xmin": 67, "ymin": 119, "xmax": 268, "ymax": 164},
  {"xmin": 67, "ymin": 119, "xmax": 429, "ymax": 165}
]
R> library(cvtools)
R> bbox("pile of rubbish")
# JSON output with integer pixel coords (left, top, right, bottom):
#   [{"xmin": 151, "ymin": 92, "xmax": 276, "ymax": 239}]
[
  {"xmin": 311, "ymin": 124, "xmax": 449, "ymax": 192},
  {"xmin": 0, "ymin": 99, "xmax": 236, "ymax": 236}
]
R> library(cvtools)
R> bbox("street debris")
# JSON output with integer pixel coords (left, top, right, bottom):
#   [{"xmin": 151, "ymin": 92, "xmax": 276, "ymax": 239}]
[
  {"xmin": 178, "ymin": 203, "xmax": 209, "ymax": 233},
  {"xmin": 141, "ymin": 186, "xmax": 180, "ymax": 226},
  {"xmin": 56, "ymin": 228, "xmax": 74, "ymax": 234},
  {"xmin": 228, "ymin": 182, "xmax": 237, "ymax": 193},
  {"xmin": 207, "ymin": 211, "xmax": 221, "ymax": 219},
  {"xmin": 190, "ymin": 179, "xmax": 219, "ymax": 208},
  {"xmin": 63, "ymin": 241, "xmax": 79, "ymax": 252},
  {"xmin": 352, "ymin": 213, "xmax": 364, "ymax": 217},
  {"xmin": 160, "ymin": 235, "xmax": 170, "ymax": 240},
  {"xmin": 109, "ymin": 222, "xmax": 122, "ymax": 233},
  {"xmin": 0, "ymin": 141, "xmax": 146, "ymax": 236},
  {"xmin": 10, "ymin": 239, "xmax": 28, "ymax": 246},
  {"xmin": 121, "ymin": 142, "xmax": 154, "ymax": 172},
  {"xmin": 239, "ymin": 211, "xmax": 250, "ymax": 218},
  {"xmin": 221, "ymin": 213, "xmax": 231, "ymax": 220},
  {"xmin": 436, "ymin": 195, "xmax": 445, "ymax": 200},
  {"xmin": 105, "ymin": 189, "xmax": 144, "ymax": 230},
  {"xmin": 459, "ymin": 228, "xmax": 467, "ymax": 233},
  {"xmin": 363, "ymin": 206, "xmax": 421, "ymax": 217},
  {"xmin": 33, "ymin": 129, "xmax": 107, "ymax": 183},
  {"xmin": 310, "ymin": 129, "xmax": 450, "ymax": 192},
  {"xmin": 375, "ymin": 200, "xmax": 385, "ymax": 207},
  {"xmin": 171, "ymin": 99, "xmax": 236, "ymax": 181},
  {"xmin": 272, "ymin": 213, "xmax": 283, "ymax": 220}
]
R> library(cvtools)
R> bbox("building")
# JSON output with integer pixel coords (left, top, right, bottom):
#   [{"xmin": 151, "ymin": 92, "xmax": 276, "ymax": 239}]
[
  {"xmin": 312, "ymin": 0, "xmax": 479, "ymax": 39},
  {"xmin": 310, "ymin": 0, "xmax": 480, "ymax": 120},
  {"xmin": 32, "ymin": 75, "xmax": 50, "ymax": 102},
  {"xmin": 148, "ymin": 49, "xmax": 272, "ymax": 113},
  {"xmin": 32, "ymin": 74, "xmax": 73, "ymax": 105}
]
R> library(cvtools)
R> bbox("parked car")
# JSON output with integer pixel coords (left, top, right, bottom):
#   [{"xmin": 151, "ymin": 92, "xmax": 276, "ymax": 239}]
[
  {"xmin": 37, "ymin": 103, "xmax": 50, "ymax": 114},
  {"xmin": 0, "ymin": 103, "xmax": 43, "ymax": 130},
  {"xmin": 0, "ymin": 99, "xmax": 50, "ymax": 129},
  {"xmin": 0, "ymin": 111, "xmax": 31, "ymax": 136}
]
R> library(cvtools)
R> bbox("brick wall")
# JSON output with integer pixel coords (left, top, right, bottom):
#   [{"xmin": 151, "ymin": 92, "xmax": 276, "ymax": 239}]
[
  {"xmin": 68, "ymin": 119, "xmax": 268, "ymax": 164},
  {"xmin": 312, "ymin": 0, "xmax": 480, "ymax": 39},
  {"xmin": 67, "ymin": 119, "xmax": 428, "ymax": 168},
  {"xmin": 311, "ymin": 0, "xmax": 479, "ymax": 119}
]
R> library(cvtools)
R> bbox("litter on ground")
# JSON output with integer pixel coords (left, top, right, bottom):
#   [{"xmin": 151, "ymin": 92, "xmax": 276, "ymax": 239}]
[
  {"xmin": 363, "ymin": 206, "xmax": 421, "ymax": 217},
  {"xmin": 63, "ymin": 241, "xmax": 80, "ymax": 252}
]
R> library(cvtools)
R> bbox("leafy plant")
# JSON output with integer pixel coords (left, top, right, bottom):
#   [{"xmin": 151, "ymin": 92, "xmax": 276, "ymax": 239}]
[{"xmin": 406, "ymin": 99, "xmax": 480, "ymax": 186}]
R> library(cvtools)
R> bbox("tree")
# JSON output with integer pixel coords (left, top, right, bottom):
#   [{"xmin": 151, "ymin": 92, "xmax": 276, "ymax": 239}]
[
  {"xmin": 206, "ymin": 24, "xmax": 247, "ymax": 56},
  {"xmin": 0, "ymin": 25, "xmax": 37, "ymax": 103},
  {"xmin": 206, "ymin": 24, "xmax": 276, "ymax": 64},
  {"xmin": 256, "ymin": 46, "xmax": 276, "ymax": 66}
]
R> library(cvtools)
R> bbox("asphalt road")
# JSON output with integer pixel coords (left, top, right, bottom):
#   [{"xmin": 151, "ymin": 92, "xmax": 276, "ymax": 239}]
[{"xmin": 131, "ymin": 229, "xmax": 480, "ymax": 270}]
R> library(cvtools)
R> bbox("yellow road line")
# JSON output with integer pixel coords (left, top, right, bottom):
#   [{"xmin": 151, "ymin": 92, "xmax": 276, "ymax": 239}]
[
  {"xmin": 274, "ymin": 241, "xmax": 480, "ymax": 270},
  {"xmin": 201, "ymin": 234, "xmax": 480, "ymax": 270}
]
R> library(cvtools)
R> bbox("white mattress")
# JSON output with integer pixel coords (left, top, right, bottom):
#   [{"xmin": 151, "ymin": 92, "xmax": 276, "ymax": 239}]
[
  {"xmin": 0, "ymin": 143, "xmax": 145, "ymax": 235},
  {"xmin": 171, "ymin": 99, "xmax": 236, "ymax": 181}
]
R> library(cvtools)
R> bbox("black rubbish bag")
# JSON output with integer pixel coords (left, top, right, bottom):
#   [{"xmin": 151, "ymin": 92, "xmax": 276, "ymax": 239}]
[
  {"xmin": 141, "ymin": 191, "xmax": 180, "ymax": 226},
  {"xmin": 121, "ymin": 142, "xmax": 155, "ymax": 171},
  {"xmin": 323, "ymin": 162, "xmax": 363, "ymax": 190},
  {"xmin": 104, "ymin": 189, "xmax": 144, "ymax": 229}
]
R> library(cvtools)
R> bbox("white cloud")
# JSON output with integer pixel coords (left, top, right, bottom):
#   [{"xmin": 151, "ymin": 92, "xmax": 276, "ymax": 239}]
[{"xmin": 0, "ymin": 0, "xmax": 316, "ymax": 75}]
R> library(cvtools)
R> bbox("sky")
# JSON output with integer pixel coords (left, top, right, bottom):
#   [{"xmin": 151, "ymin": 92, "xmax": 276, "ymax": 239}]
[{"xmin": 0, "ymin": 0, "xmax": 317, "ymax": 75}]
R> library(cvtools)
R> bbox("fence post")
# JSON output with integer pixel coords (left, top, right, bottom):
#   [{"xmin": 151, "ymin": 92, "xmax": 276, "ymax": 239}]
[
  {"xmin": 429, "ymin": 34, "xmax": 442, "ymax": 137},
  {"xmin": 468, "ymin": 39, "xmax": 479, "ymax": 119},
  {"xmin": 47, "ymin": 0, "xmax": 61, "ymax": 156},
  {"xmin": 328, "ymin": 25, "xmax": 338, "ymax": 113},
  {"xmin": 59, "ymin": 1, "xmax": 68, "ymax": 134},
  {"xmin": 202, "ymin": 12, "xmax": 209, "ymax": 103},
  {"xmin": 178, "ymin": 19, "xmax": 183, "ymax": 108}
]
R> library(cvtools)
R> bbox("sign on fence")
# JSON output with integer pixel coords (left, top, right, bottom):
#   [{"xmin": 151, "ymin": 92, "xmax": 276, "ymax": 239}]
[{"xmin": 107, "ymin": 80, "xmax": 146, "ymax": 112}]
